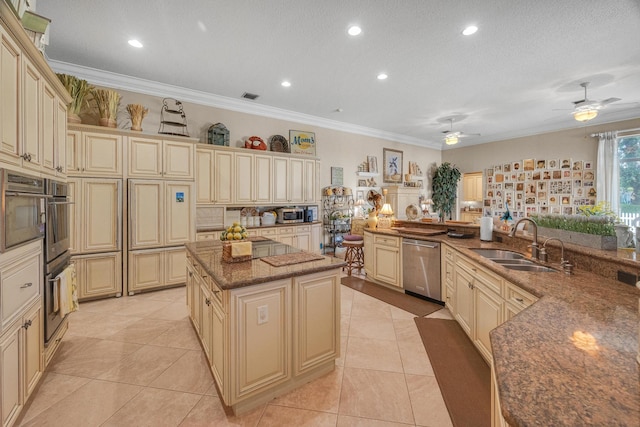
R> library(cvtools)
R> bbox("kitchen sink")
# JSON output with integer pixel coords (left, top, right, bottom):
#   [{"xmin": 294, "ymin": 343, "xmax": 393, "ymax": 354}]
[
  {"xmin": 499, "ymin": 264, "xmax": 557, "ymax": 273},
  {"xmin": 471, "ymin": 249, "xmax": 526, "ymax": 259},
  {"xmin": 491, "ymin": 258, "xmax": 535, "ymax": 265}
]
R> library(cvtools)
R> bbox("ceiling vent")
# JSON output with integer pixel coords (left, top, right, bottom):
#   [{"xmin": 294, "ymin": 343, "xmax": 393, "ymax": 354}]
[{"xmin": 241, "ymin": 92, "xmax": 259, "ymax": 100}]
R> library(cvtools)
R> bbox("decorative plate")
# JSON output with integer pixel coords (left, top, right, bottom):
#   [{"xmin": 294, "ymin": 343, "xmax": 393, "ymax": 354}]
[
  {"xmin": 269, "ymin": 135, "xmax": 289, "ymax": 152},
  {"xmin": 406, "ymin": 204, "xmax": 419, "ymax": 220}
]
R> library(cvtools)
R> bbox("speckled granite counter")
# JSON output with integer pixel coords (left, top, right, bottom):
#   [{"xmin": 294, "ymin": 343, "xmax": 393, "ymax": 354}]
[
  {"xmin": 366, "ymin": 226, "xmax": 640, "ymax": 426},
  {"xmin": 184, "ymin": 239, "xmax": 346, "ymax": 289}
]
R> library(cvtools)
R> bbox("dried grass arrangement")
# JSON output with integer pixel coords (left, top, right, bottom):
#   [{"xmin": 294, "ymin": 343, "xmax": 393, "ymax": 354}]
[
  {"xmin": 56, "ymin": 73, "xmax": 93, "ymax": 123},
  {"xmin": 90, "ymin": 88, "xmax": 120, "ymax": 127},
  {"xmin": 126, "ymin": 104, "xmax": 148, "ymax": 131}
]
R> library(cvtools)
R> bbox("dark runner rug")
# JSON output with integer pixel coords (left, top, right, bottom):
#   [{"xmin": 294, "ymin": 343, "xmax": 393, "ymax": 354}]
[
  {"xmin": 414, "ymin": 318, "xmax": 490, "ymax": 427},
  {"xmin": 341, "ymin": 276, "xmax": 442, "ymax": 317}
]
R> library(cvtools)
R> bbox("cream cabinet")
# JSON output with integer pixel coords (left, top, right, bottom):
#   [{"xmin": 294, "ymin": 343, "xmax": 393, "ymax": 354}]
[
  {"xmin": 234, "ymin": 152, "xmax": 272, "ymax": 204},
  {"xmin": 72, "ymin": 252, "xmax": 122, "ymax": 300},
  {"xmin": 128, "ymin": 247, "xmax": 186, "ymax": 294},
  {"xmin": 303, "ymin": 159, "xmax": 316, "ymax": 204},
  {"xmin": 0, "ymin": 26, "xmax": 20, "ymax": 165},
  {"xmin": 195, "ymin": 147, "xmax": 234, "ymax": 204},
  {"xmin": 453, "ymin": 262, "xmax": 474, "ymax": 336},
  {"xmin": 461, "ymin": 211, "xmax": 482, "ymax": 223},
  {"xmin": 186, "ymin": 261, "xmax": 200, "ymax": 334},
  {"xmin": 54, "ymin": 99, "xmax": 67, "ymax": 176},
  {"xmin": 196, "ymin": 148, "xmax": 214, "ymax": 204},
  {"xmin": 273, "ymin": 157, "xmax": 305, "ymax": 204},
  {"xmin": 441, "ymin": 244, "xmax": 455, "ymax": 312},
  {"xmin": 383, "ymin": 186, "xmax": 421, "ymax": 220},
  {"xmin": 67, "ymin": 130, "xmax": 123, "ymax": 177},
  {"xmin": 277, "ymin": 225, "xmax": 311, "ymax": 252},
  {"xmin": 127, "ymin": 136, "xmax": 194, "ymax": 179},
  {"xmin": 214, "ymin": 150, "xmax": 234, "ymax": 204},
  {"xmin": 462, "ymin": 172, "xmax": 483, "ymax": 202},
  {"xmin": 69, "ymin": 178, "xmax": 122, "ymax": 254},
  {"xmin": 371, "ymin": 234, "xmax": 401, "ymax": 287},
  {"xmin": 311, "ymin": 223, "xmax": 322, "ymax": 255},
  {"xmin": 21, "ymin": 56, "xmax": 41, "ymax": 173},
  {"xmin": 363, "ymin": 232, "xmax": 373, "ymax": 276},
  {"xmin": 0, "ymin": 299, "xmax": 42, "ymax": 427}
]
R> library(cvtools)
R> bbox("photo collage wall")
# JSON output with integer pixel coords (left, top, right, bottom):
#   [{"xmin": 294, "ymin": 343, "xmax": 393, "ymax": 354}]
[{"xmin": 485, "ymin": 158, "xmax": 596, "ymax": 219}]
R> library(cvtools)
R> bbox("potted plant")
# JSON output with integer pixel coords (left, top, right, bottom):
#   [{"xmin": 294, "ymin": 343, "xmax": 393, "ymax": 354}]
[
  {"xmin": 56, "ymin": 73, "xmax": 93, "ymax": 124},
  {"xmin": 90, "ymin": 88, "xmax": 120, "ymax": 128},
  {"xmin": 431, "ymin": 162, "xmax": 461, "ymax": 221}
]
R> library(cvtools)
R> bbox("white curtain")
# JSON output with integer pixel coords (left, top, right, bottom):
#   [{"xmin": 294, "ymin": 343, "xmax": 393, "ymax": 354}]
[{"xmin": 596, "ymin": 131, "xmax": 619, "ymax": 214}]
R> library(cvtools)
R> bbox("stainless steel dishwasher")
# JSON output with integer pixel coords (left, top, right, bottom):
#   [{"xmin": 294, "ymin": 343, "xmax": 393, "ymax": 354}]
[{"xmin": 402, "ymin": 238, "xmax": 442, "ymax": 303}]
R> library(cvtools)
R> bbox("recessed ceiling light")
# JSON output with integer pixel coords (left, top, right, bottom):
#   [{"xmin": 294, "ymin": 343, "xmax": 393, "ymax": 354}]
[
  {"xmin": 462, "ymin": 26, "xmax": 478, "ymax": 36},
  {"xmin": 377, "ymin": 73, "xmax": 388, "ymax": 80},
  {"xmin": 347, "ymin": 26, "xmax": 362, "ymax": 36},
  {"xmin": 128, "ymin": 39, "xmax": 143, "ymax": 48},
  {"xmin": 281, "ymin": 81, "xmax": 291, "ymax": 87}
]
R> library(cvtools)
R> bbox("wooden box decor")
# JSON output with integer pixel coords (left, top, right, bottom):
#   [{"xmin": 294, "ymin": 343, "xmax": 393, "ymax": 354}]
[{"xmin": 222, "ymin": 241, "xmax": 252, "ymax": 263}]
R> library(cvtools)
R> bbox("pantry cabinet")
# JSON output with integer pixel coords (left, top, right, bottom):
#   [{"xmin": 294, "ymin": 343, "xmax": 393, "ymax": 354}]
[
  {"xmin": 128, "ymin": 136, "xmax": 194, "ymax": 179},
  {"xmin": 128, "ymin": 246, "xmax": 186, "ymax": 294},
  {"xmin": 72, "ymin": 252, "xmax": 122, "ymax": 300}
]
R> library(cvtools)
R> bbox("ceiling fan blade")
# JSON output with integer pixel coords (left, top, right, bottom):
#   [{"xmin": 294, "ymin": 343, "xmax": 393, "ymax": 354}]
[
  {"xmin": 459, "ymin": 132, "xmax": 481, "ymax": 138},
  {"xmin": 572, "ymin": 98, "xmax": 587, "ymax": 105},
  {"xmin": 600, "ymin": 97, "xmax": 621, "ymax": 106}
]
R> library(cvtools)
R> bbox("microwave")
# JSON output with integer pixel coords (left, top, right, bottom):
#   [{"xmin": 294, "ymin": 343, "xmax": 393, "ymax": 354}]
[{"xmin": 276, "ymin": 208, "xmax": 304, "ymax": 223}]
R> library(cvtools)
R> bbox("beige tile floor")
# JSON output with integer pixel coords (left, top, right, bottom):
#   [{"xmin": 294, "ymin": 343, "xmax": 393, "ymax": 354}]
[{"xmin": 17, "ymin": 273, "xmax": 455, "ymax": 427}]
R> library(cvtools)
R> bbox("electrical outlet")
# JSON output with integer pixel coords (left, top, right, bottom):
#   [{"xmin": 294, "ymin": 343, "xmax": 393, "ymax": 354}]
[{"xmin": 257, "ymin": 305, "xmax": 268, "ymax": 325}]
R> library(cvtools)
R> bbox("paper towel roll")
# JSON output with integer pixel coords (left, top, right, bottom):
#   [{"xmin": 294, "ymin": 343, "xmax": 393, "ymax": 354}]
[{"xmin": 480, "ymin": 217, "xmax": 493, "ymax": 241}]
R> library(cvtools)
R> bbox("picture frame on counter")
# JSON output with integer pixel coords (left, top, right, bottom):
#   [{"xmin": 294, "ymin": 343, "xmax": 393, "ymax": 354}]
[
  {"xmin": 357, "ymin": 179, "xmax": 367, "ymax": 187},
  {"xmin": 383, "ymin": 148, "xmax": 403, "ymax": 183},
  {"xmin": 289, "ymin": 130, "xmax": 316, "ymax": 155}
]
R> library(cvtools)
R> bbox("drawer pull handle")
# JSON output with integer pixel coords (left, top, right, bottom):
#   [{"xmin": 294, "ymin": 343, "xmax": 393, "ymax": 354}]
[
  {"xmin": 514, "ymin": 297, "xmax": 524, "ymax": 303},
  {"xmin": 20, "ymin": 282, "xmax": 33, "ymax": 289},
  {"xmin": 188, "ymin": 271, "xmax": 193, "ymax": 277},
  {"xmin": 205, "ymin": 298, "xmax": 211, "ymax": 306},
  {"xmin": 23, "ymin": 319, "xmax": 32, "ymax": 329}
]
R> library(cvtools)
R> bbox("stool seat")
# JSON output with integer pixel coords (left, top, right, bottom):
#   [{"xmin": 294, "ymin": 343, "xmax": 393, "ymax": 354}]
[{"xmin": 342, "ymin": 239, "xmax": 364, "ymax": 276}]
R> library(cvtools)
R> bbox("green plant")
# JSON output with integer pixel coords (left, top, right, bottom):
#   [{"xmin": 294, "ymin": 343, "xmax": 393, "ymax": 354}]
[
  {"xmin": 431, "ymin": 162, "xmax": 461, "ymax": 220},
  {"xmin": 90, "ymin": 88, "xmax": 120, "ymax": 120},
  {"xmin": 56, "ymin": 73, "xmax": 93, "ymax": 116},
  {"xmin": 530, "ymin": 212, "xmax": 616, "ymax": 236}
]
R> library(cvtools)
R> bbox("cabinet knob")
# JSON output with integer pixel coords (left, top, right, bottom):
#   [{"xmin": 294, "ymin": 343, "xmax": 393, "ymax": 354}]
[
  {"xmin": 205, "ymin": 298, "xmax": 211, "ymax": 306},
  {"xmin": 514, "ymin": 297, "xmax": 524, "ymax": 303},
  {"xmin": 23, "ymin": 319, "xmax": 32, "ymax": 329},
  {"xmin": 20, "ymin": 282, "xmax": 33, "ymax": 288}
]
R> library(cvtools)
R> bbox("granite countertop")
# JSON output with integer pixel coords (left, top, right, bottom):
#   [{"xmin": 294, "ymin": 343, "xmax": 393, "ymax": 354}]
[
  {"xmin": 365, "ymin": 227, "xmax": 640, "ymax": 426},
  {"xmin": 185, "ymin": 239, "xmax": 346, "ymax": 290}
]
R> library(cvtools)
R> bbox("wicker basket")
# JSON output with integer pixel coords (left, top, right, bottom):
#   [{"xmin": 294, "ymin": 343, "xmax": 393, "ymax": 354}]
[{"xmin": 222, "ymin": 241, "xmax": 252, "ymax": 263}]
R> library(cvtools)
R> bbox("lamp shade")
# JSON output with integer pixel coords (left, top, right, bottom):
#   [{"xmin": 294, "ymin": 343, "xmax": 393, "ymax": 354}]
[
  {"xmin": 379, "ymin": 203, "xmax": 394, "ymax": 216},
  {"xmin": 573, "ymin": 109, "xmax": 598, "ymax": 122},
  {"xmin": 445, "ymin": 135, "xmax": 459, "ymax": 145},
  {"xmin": 355, "ymin": 198, "xmax": 366, "ymax": 206}
]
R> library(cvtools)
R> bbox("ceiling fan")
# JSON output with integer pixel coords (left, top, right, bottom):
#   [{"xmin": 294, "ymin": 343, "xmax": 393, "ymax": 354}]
[
  {"xmin": 441, "ymin": 118, "xmax": 480, "ymax": 145},
  {"xmin": 568, "ymin": 82, "xmax": 621, "ymax": 122}
]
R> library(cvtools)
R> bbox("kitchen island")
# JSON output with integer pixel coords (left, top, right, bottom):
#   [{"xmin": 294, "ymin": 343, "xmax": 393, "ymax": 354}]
[{"xmin": 184, "ymin": 238, "xmax": 345, "ymax": 415}]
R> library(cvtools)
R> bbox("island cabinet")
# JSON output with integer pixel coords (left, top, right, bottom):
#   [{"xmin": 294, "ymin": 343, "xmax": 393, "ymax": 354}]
[
  {"xmin": 441, "ymin": 243, "xmax": 537, "ymax": 364},
  {"xmin": 185, "ymin": 243, "xmax": 342, "ymax": 415},
  {"xmin": 363, "ymin": 231, "xmax": 402, "ymax": 288}
]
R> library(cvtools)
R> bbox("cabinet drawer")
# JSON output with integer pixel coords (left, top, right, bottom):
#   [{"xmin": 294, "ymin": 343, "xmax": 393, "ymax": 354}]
[
  {"xmin": 260, "ymin": 227, "xmax": 278, "ymax": 237},
  {"xmin": 457, "ymin": 256, "xmax": 502, "ymax": 295},
  {"xmin": 294, "ymin": 225, "xmax": 310, "ymax": 234},
  {"xmin": 277, "ymin": 226, "xmax": 296, "ymax": 235},
  {"xmin": 374, "ymin": 235, "xmax": 400, "ymax": 248},
  {"xmin": 443, "ymin": 245, "xmax": 455, "ymax": 261},
  {"xmin": 443, "ymin": 259, "xmax": 454, "ymax": 284},
  {"xmin": 1, "ymin": 255, "xmax": 41, "ymax": 329},
  {"xmin": 208, "ymin": 277, "xmax": 224, "ymax": 309},
  {"xmin": 505, "ymin": 282, "xmax": 537, "ymax": 310},
  {"xmin": 196, "ymin": 232, "xmax": 218, "ymax": 241}
]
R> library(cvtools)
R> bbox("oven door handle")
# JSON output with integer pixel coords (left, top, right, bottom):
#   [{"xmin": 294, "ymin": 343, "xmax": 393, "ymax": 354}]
[
  {"xmin": 47, "ymin": 201, "xmax": 75, "ymax": 205},
  {"xmin": 4, "ymin": 192, "xmax": 45, "ymax": 198}
]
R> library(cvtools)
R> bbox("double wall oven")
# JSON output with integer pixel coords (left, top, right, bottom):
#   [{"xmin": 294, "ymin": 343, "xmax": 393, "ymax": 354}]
[{"xmin": 43, "ymin": 179, "xmax": 72, "ymax": 343}]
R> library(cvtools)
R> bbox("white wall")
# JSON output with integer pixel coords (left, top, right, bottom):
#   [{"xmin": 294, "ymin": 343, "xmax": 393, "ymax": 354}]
[{"xmin": 81, "ymin": 87, "xmax": 442, "ymax": 200}]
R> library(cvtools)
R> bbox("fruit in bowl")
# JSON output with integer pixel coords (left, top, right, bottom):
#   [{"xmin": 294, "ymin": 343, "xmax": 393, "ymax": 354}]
[{"xmin": 220, "ymin": 222, "xmax": 248, "ymax": 241}]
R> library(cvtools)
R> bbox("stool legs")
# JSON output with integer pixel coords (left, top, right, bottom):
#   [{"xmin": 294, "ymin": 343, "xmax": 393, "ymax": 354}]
[{"xmin": 343, "ymin": 244, "xmax": 364, "ymax": 276}]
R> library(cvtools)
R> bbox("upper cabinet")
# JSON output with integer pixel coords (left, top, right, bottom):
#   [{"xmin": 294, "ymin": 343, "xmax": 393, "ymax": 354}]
[
  {"xmin": 234, "ymin": 152, "xmax": 272, "ymax": 204},
  {"xmin": 462, "ymin": 172, "xmax": 483, "ymax": 202},
  {"xmin": 273, "ymin": 157, "xmax": 316, "ymax": 204},
  {"xmin": 0, "ymin": 27, "xmax": 20, "ymax": 163},
  {"xmin": 128, "ymin": 136, "xmax": 194, "ymax": 179},
  {"xmin": 67, "ymin": 130, "xmax": 122, "ymax": 177}
]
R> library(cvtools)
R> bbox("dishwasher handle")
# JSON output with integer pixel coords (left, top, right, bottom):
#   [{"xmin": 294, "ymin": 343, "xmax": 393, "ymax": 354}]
[{"xmin": 403, "ymin": 239, "xmax": 439, "ymax": 249}]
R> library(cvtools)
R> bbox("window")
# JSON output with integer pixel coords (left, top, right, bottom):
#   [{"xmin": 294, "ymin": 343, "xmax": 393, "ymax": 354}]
[{"xmin": 618, "ymin": 135, "xmax": 640, "ymax": 229}]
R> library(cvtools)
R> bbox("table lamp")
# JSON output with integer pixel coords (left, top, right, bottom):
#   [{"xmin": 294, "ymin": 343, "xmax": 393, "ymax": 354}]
[
  {"xmin": 354, "ymin": 198, "xmax": 366, "ymax": 218},
  {"xmin": 377, "ymin": 203, "xmax": 394, "ymax": 229},
  {"xmin": 421, "ymin": 198, "xmax": 433, "ymax": 216}
]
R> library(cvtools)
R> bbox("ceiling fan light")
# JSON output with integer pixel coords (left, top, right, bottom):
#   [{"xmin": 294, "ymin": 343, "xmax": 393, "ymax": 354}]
[
  {"xmin": 573, "ymin": 109, "xmax": 598, "ymax": 122},
  {"xmin": 445, "ymin": 135, "xmax": 459, "ymax": 145}
]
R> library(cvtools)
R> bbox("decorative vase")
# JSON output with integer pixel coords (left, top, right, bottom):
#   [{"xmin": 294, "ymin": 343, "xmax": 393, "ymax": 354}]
[
  {"xmin": 99, "ymin": 117, "xmax": 117, "ymax": 128},
  {"xmin": 67, "ymin": 113, "xmax": 82, "ymax": 124},
  {"xmin": 366, "ymin": 215, "xmax": 378, "ymax": 229}
]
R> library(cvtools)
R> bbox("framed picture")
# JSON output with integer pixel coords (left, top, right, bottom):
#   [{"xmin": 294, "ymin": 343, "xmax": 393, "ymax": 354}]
[
  {"xmin": 367, "ymin": 156, "xmax": 378, "ymax": 173},
  {"xmin": 289, "ymin": 130, "xmax": 316, "ymax": 156},
  {"xmin": 561, "ymin": 158, "xmax": 572, "ymax": 169},
  {"xmin": 383, "ymin": 148, "xmax": 403, "ymax": 183},
  {"xmin": 357, "ymin": 179, "xmax": 367, "ymax": 187},
  {"xmin": 535, "ymin": 159, "xmax": 546, "ymax": 169},
  {"xmin": 330, "ymin": 167, "xmax": 343, "ymax": 185},
  {"xmin": 547, "ymin": 159, "xmax": 559, "ymax": 169},
  {"xmin": 523, "ymin": 159, "xmax": 535, "ymax": 171}
]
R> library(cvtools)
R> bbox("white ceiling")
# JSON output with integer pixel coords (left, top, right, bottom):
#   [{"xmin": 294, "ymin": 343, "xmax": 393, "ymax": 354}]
[{"xmin": 38, "ymin": 0, "xmax": 640, "ymax": 150}]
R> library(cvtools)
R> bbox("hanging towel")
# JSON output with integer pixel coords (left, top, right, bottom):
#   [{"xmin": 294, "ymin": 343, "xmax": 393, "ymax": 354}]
[{"xmin": 57, "ymin": 264, "xmax": 78, "ymax": 317}]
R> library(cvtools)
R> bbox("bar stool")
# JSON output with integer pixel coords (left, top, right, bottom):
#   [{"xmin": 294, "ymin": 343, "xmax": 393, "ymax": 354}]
[{"xmin": 342, "ymin": 235, "xmax": 364, "ymax": 276}]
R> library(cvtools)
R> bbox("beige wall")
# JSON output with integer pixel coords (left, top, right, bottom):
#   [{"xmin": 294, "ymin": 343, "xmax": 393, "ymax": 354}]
[{"xmin": 84, "ymin": 87, "xmax": 442, "ymax": 199}]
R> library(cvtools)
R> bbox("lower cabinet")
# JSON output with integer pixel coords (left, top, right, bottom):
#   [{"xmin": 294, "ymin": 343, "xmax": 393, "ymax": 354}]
[
  {"xmin": 363, "ymin": 232, "xmax": 373, "ymax": 276},
  {"xmin": 128, "ymin": 247, "xmax": 186, "ymax": 294},
  {"xmin": 0, "ymin": 299, "xmax": 42, "ymax": 427},
  {"xmin": 365, "ymin": 233, "xmax": 401, "ymax": 288},
  {"xmin": 72, "ymin": 252, "xmax": 122, "ymax": 300},
  {"xmin": 453, "ymin": 263, "xmax": 474, "ymax": 336}
]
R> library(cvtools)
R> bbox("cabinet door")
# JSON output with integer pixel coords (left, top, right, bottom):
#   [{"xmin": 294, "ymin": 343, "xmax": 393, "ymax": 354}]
[
  {"xmin": 363, "ymin": 233, "xmax": 373, "ymax": 275},
  {"xmin": 311, "ymin": 224, "xmax": 322, "ymax": 255},
  {"xmin": 254, "ymin": 154, "xmax": 272, "ymax": 203},
  {"xmin": 23, "ymin": 301, "xmax": 42, "ymax": 399},
  {"xmin": 83, "ymin": 132, "xmax": 122, "ymax": 176},
  {"xmin": 68, "ymin": 179, "xmax": 80, "ymax": 254},
  {"xmin": 295, "ymin": 233, "xmax": 310, "ymax": 252},
  {"xmin": 196, "ymin": 149, "xmax": 214, "ymax": 203},
  {"xmin": 128, "ymin": 249, "xmax": 163, "ymax": 293},
  {"xmin": 129, "ymin": 180, "xmax": 163, "ymax": 249},
  {"xmin": 128, "ymin": 136, "xmax": 161, "ymax": 177},
  {"xmin": 473, "ymin": 283, "xmax": 502, "ymax": 363},
  {"xmin": 81, "ymin": 179, "xmax": 121, "ymax": 253},
  {"xmin": 41, "ymin": 81, "xmax": 56, "ymax": 173},
  {"xmin": 74, "ymin": 253, "xmax": 122, "ymax": 300},
  {"xmin": 289, "ymin": 158, "xmax": 305, "ymax": 203},
  {"xmin": 66, "ymin": 130, "xmax": 82, "ymax": 174},
  {"xmin": 230, "ymin": 279, "xmax": 291, "ymax": 401},
  {"xmin": 55, "ymin": 99, "xmax": 67, "ymax": 175},
  {"xmin": 213, "ymin": 150, "xmax": 233, "ymax": 204},
  {"xmin": 186, "ymin": 262, "xmax": 200, "ymax": 332},
  {"xmin": 211, "ymin": 300, "xmax": 226, "ymax": 393},
  {"xmin": 0, "ymin": 321, "xmax": 21, "ymax": 427},
  {"xmin": 200, "ymin": 283, "xmax": 213, "ymax": 363},
  {"xmin": 373, "ymin": 245, "xmax": 400, "ymax": 287},
  {"xmin": 163, "ymin": 140, "xmax": 193, "ymax": 179},
  {"xmin": 454, "ymin": 265, "xmax": 474, "ymax": 337},
  {"xmin": 164, "ymin": 182, "xmax": 194, "ymax": 246},
  {"xmin": 0, "ymin": 28, "xmax": 21, "ymax": 164},
  {"xmin": 303, "ymin": 159, "xmax": 315, "ymax": 203},
  {"xmin": 22, "ymin": 56, "xmax": 41, "ymax": 172},
  {"xmin": 293, "ymin": 271, "xmax": 340, "ymax": 375},
  {"xmin": 272, "ymin": 157, "xmax": 289, "ymax": 203},
  {"xmin": 234, "ymin": 152, "xmax": 253, "ymax": 204},
  {"xmin": 164, "ymin": 247, "xmax": 186, "ymax": 285}
]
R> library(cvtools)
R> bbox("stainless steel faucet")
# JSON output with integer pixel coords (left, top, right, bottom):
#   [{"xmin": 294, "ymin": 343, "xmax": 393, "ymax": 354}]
[
  {"xmin": 508, "ymin": 218, "xmax": 540, "ymax": 260},
  {"xmin": 541, "ymin": 237, "xmax": 573, "ymax": 274}
]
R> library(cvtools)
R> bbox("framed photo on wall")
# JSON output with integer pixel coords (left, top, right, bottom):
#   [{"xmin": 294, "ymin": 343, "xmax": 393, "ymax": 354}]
[
  {"xmin": 367, "ymin": 156, "xmax": 378, "ymax": 173},
  {"xmin": 289, "ymin": 130, "xmax": 316, "ymax": 156},
  {"xmin": 383, "ymin": 148, "xmax": 403, "ymax": 183}
]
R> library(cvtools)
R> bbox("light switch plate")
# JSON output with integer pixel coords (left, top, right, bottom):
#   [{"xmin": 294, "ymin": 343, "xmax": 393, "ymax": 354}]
[{"xmin": 257, "ymin": 305, "xmax": 268, "ymax": 324}]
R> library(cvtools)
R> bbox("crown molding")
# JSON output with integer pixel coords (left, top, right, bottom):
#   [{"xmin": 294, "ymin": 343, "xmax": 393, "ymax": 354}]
[{"xmin": 48, "ymin": 60, "xmax": 442, "ymax": 150}]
